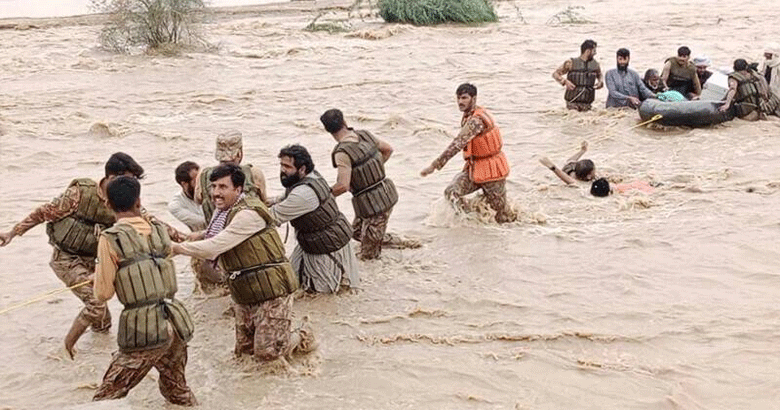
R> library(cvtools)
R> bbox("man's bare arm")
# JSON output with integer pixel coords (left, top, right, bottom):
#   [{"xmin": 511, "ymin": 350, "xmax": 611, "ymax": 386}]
[
  {"xmin": 565, "ymin": 141, "xmax": 588, "ymax": 164},
  {"xmin": 539, "ymin": 157, "xmax": 576, "ymax": 185}
]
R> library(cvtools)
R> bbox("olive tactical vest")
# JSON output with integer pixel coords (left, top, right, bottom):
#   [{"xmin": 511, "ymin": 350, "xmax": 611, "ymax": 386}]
[
  {"xmin": 665, "ymin": 57, "xmax": 697, "ymax": 96},
  {"xmin": 285, "ymin": 172, "xmax": 352, "ymax": 255},
  {"xmin": 103, "ymin": 221, "xmax": 194, "ymax": 353},
  {"xmin": 331, "ymin": 130, "xmax": 399, "ymax": 218},
  {"xmin": 565, "ymin": 57, "xmax": 600, "ymax": 104},
  {"xmin": 46, "ymin": 178, "xmax": 116, "ymax": 256},
  {"xmin": 200, "ymin": 164, "xmax": 256, "ymax": 223},
  {"xmin": 730, "ymin": 71, "xmax": 762, "ymax": 117},
  {"xmin": 218, "ymin": 196, "xmax": 298, "ymax": 305}
]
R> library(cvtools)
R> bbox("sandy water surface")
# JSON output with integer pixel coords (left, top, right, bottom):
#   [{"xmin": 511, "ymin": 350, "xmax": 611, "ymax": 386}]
[{"xmin": 1, "ymin": 1, "xmax": 780, "ymax": 409}]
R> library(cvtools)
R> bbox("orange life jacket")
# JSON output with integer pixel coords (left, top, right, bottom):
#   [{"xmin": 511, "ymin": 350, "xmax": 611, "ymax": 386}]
[{"xmin": 462, "ymin": 107, "xmax": 510, "ymax": 184}]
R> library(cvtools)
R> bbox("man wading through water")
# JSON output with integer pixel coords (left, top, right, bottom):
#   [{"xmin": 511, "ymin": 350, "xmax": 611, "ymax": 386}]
[
  {"xmin": 266, "ymin": 144, "xmax": 359, "ymax": 293},
  {"xmin": 0, "ymin": 153, "xmax": 144, "ymax": 359},
  {"xmin": 321, "ymin": 109, "xmax": 419, "ymax": 260},
  {"xmin": 420, "ymin": 83, "xmax": 516, "ymax": 223},
  {"xmin": 92, "ymin": 176, "xmax": 196, "ymax": 405},
  {"xmin": 552, "ymin": 39, "xmax": 604, "ymax": 111},
  {"xmin": 173, "ymin": 164, "xmax": 316, "ymax": 361},
  {"xmin": 193, "ymin": 131, "xmax": 268, "ymax": 291}
]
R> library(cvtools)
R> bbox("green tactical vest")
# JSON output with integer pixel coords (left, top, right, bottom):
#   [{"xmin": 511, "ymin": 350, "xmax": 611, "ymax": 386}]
[
  {"xmin": 730, "ymin": 71, "xmax": 762, "ymax": 118},
  {"xmin": 200, "ymin": 164, "xmax": 256, "ymax": 224},
  {"xmin": 565, "ymin": 57, "xmax": 600, "ymax": 104},
  {"xmin": 46, "ymin": 178, "xmax": 116, "ymax": 256},
  {"xmin": 285, "ymin": 172, "xmax": 352, "ymax": 255},
  {"xmin": 103, "ymin": 220, "xmax": 194, "ymax": 353},
  {"xmin": 666, "ymin": 57, "xmax": 697, "ymax": 96},
  {"xmin": 330, "ymin": 129, "xmax": 399, "ymax": 218},
  {"xmin": 218, "ymin": 196, "xmax": 298, "ymax": 305}
]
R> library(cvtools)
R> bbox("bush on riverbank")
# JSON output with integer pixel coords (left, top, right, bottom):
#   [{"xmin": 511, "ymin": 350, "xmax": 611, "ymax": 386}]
[
  {"xmin": 91, "ymin": 0, "xmax": 208, "ymax": 52},
  {"xmin": 377, "ymin": 0, "xmax": 498, "ymax": 25}
]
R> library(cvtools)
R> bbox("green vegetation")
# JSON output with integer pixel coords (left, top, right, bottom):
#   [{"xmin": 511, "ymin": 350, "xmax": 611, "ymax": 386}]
[
  {"xmin": 546, "ymin": 6, "xmax": 592, "ymax": 25},
  {"xmin": 91, "ymin": 0, "xmax": 208, "ymax": 52},
  {"xmin": 377, "ymin": 0, "xmax": 498, "ymax": 26}
]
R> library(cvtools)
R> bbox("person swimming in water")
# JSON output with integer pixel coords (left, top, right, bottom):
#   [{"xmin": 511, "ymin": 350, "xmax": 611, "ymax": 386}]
[
  {"xmin": 590, "ymin": 177, "xmax": 654, "ymax": 196},
  {"xmin": 539, "ymin": 141, "xmax": 596, "ymax": 185}
]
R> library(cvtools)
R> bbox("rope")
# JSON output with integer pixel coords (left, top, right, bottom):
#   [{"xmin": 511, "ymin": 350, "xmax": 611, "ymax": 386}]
[
  {"xmin": 588, "ymin": 114, "xmax": 663, "ymax": 145},
  {"xmin": 0, "ymin": 280, "xmax": 92, "ymax": 316}
]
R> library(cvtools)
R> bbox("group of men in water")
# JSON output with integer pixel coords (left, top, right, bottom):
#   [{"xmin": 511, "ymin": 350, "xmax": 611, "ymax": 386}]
[
  {"xmin": 553, "ymin": 39, "xmax": 780, "ymax": 120},
  {"xmin": 0, "ymin": 83, "xmax": 515, "ymax": 405}
]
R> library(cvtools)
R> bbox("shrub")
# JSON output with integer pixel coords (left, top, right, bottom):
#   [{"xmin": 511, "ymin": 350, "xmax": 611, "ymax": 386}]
[
  {"xmin": 377, "ymin": 0, "xmax": 498, "ymax": 26},
  {"xmin": 91, "ymin": 0, "xmax": 208, "ymax": 51}
]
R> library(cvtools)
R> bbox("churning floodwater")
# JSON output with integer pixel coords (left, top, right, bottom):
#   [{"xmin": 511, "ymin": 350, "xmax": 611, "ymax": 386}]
[{"xmin": 1, "ymin": 0, "xmax": 780, "ymax": 409}]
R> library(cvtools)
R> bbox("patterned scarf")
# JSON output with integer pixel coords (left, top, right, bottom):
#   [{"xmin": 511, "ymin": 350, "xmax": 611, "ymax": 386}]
[{"xmin": 205, "ymin": 193, "xmax": 244, "ymax": 239}]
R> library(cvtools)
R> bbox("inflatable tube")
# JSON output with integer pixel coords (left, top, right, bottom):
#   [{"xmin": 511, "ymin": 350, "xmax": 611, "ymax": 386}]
[{"xmin": 639, "ymin": 99, "xmax": 734, "ymax": 127}]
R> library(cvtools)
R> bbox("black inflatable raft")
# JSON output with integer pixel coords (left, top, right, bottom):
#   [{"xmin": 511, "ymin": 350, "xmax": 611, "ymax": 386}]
[{"xmin": 639, "ymin": 99, "xmax": 734, "ymax": 127}]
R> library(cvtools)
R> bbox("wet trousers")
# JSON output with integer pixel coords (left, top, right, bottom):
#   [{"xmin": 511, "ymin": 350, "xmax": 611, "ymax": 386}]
[
  {"xmin": 49, "ymin": 248, "xmax": 111, "ymax": 332},
  {"xmin": 444, "ymin": 172, "xmax": 515, "ymax": 223},
  {"xmin": 352, "ymin": 207, "xmax": 393, "ymax": 260},
  {"xmin": 234, "ymin": 294, "xmax": 297, "ymax": 361},
  {"xmin": 93, "ymin": 331, "xmax": 197, "ymax": 406}
]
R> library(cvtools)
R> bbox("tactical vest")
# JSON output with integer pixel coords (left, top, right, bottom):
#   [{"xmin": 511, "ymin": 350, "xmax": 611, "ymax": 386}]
[
  {"xmin": 331, "ymin": 130, "xmax": 399, "ymax": 218},
  {"xmin": 730, "ymin": 70, "xmax": 780, "ymax": 118},
  {"xmin": 665, "ymin": 57, "xmax": 697, "ymax": 96},
  {"xmin": 462, "ymin": 107, "xmax": 510, "ymax": 184},
  {"xmin": 218, "ymin": 196, "xmax": 298, "ymax": 305},
  {"xmin": 46, "ymin": 178, "xmax": 116, "ymax": 257},
  {"xmin": 200, "ymin": 164, "xmax": 256, "ymax": 223},
  {"xmin": 285, "ymin": 172, "xmax": 352, "ymax": 255},
  {"xmin": 103, "ymin": 221, "xmax": 194, "ymax": 353},
  {"xmin": 565, "ymin": 57, "xmax": 600, "ymax": 104}
]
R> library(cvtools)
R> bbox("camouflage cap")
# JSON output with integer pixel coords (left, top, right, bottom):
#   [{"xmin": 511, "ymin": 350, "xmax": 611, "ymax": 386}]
[{"xmin": 215, "ymin": 131, "xmax": 243, "ymax": 162}]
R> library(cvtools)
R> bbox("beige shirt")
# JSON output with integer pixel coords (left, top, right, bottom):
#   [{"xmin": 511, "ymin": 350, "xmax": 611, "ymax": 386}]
[
  {"xmin": 333, "ymin": 132, "xmax": 359, "ymax": 170},
  {"xmin": 177, "ymin": 209, "xmax": 267, "ymax": 261},
  {"xmin": 93, "ymin": 216, "xmax": 152, "ymax": 302}
]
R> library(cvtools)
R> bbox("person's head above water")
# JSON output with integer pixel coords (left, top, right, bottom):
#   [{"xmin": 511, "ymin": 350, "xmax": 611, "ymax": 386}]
[
  {"xmin": 320, "ymin": 108, "xmax": 347, "ymax": 134},
  {"xmin": 644, "ymin": 68, "xmax": 660, "ymax": 86},
  {"xmin": 456, "ymin": 83, "xmax": 478, "ymax": 113},
  {"xmin": 733, "ymin": 58, "xmax": 749, "ymax": 72},
  {"xmin": 590, "ymin": 177, "xmax": 610, "ymax": 197},
  {"xmin": 574, "ymin": 159, "xmax": 596, "ymax": 181},
  {"xmin": 615, "ymin": 48, "xmax": 630, "ymax": 72},
  {"xmin": 676, "ymin": 46, "xmax": 691, "ymax": 65},
  {"xmin": 580, "ymin": 39, "xmax": 597, "ymax": 60}
]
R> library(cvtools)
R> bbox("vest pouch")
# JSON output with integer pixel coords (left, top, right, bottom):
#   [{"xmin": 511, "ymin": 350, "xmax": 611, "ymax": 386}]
[
  {"xmin": 46, "ymin": 217, "xmax": 99, "ymax": 256},
  {"xmin": 163, "ymin": 299, "xmax": 195, "ymax": 343},
  {"xmin": 352, "ymin": 178, "xmax": 399, "ymax": 218},
  {"xmin": 227, "ymin": 262, "xmax": 298, "ymax": 305},
  {"xmin": 117, "ymin": 304, "xmax": 169, "ymax": 352},
  {"xmin": 297, "ymin": 214, "xmax": 352, "ymax": 255}
]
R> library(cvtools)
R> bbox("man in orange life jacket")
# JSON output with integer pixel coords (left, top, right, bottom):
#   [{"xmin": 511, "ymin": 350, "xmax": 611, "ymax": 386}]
[{"xmin": 420, "ymin": 83, "xmax": 516, "ymax": 223}]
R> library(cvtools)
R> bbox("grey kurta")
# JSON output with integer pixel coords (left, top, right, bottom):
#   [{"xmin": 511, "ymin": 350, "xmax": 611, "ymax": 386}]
[{"xmin": 269, "ymin": 182, "xmax": 359, "ymax": 293}]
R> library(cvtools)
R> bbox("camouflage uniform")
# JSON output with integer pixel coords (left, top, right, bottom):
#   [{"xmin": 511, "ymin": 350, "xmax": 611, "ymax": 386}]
[
  {"xmin": 432, "ymin": 109, "xmax": 516, "ymax": 224},
  {"xmin": 50, "ymin": 249, "xmax": 111, "ymax": 331},
  {"xmin": 352, "ymin": 208, "xmax": 393, "ymax": 260},
  {"xmin": 12, "ymin": 185, "xmax": 111, "ymax": 332},
  {"xmin": 233, "ymin": 294, "xmax": 296, "ymax": 361},
  {"xmin": 93, "ymin": 332, "xmax": 197, "ymax": 406},
  {"xmin": 444, "ymin": 172, "xmax": 515, "ymax": 223}
]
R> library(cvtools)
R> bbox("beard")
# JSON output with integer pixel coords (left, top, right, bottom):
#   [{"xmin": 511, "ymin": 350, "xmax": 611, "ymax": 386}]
[
  {"xmin": 280, "ymin": 172, "xmax": 301, "ymax": 188},
  {"xmin": 617, "ymin": 63, "xmax": 628, "ymax": 72}
]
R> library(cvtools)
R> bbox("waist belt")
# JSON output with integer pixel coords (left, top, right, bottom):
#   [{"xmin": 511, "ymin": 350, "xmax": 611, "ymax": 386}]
[
  {"xmin": 228, "ymin": 261, "xmax": 287, "ymax": 281},
  {"xmin": 125, "ymin": 298, "xmax": 172, "ymax": 310},
  {"xmin": 118, "ymin": 254, "xmax": 167, "ymax": 269},
  {"xmin": 352, "ymin": 178, "xmax": 385, "ymax": 196}
]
